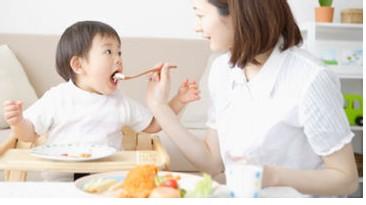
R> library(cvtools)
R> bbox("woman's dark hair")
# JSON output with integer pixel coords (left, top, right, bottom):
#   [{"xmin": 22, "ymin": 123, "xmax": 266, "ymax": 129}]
[
  {"xmin": 208, "ymin": 0, "xmax": 303, "ymax": 68},
  {"xmin": 56, "ymin": 21, "xmax": 121, "ymax": 81}
]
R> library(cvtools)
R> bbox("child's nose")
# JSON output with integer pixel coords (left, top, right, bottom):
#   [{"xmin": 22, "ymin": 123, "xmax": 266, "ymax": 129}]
[{"xmin": 115, "ymin": 57, "xmax": 122, "ymax": 66}]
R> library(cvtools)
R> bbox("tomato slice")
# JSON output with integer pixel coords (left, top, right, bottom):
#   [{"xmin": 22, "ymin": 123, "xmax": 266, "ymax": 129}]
[{"xmin": 161, "ymin": 179, "xmax": 178, "ymax": 189}]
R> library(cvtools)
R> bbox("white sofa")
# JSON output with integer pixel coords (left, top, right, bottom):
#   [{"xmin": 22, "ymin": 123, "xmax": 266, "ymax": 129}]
[{"xmin": 0, "ymin": 33, "xmax": 218, "ymax": 176}]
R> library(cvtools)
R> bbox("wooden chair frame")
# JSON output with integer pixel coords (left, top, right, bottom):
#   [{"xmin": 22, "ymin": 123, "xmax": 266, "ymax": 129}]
[{"xmin": 0, "ymin": 127, "xmax": 170, "ymax": 181}]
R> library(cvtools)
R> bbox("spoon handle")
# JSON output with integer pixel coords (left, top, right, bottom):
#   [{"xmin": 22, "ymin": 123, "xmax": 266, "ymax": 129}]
[{"xmin": 124, "ymin": 65, "xmax": 177, "ymax": 80}]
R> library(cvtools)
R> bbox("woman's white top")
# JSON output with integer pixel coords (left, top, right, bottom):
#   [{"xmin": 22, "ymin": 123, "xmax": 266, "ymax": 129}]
[
  {"xmin": 24, "ymin": 81, "xmax": 153, "ymax": 150},
  {"xmin": 206, "ymin": 42, "xmax": 353, "ymax": 169}
]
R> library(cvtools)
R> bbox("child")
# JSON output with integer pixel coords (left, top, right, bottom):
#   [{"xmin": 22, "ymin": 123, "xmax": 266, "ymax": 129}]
[{"xmin": 2, "ymin": 21, "xmax": 200, "ymax": 181}]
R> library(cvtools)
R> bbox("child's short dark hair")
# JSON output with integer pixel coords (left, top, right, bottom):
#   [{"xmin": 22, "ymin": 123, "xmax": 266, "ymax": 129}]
[{"xmin": 56, "ymin": 21, "xmax": 121, "ymax": 81}]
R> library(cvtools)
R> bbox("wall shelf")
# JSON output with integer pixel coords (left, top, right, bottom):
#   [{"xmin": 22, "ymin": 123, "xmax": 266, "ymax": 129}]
[
  {"xmin": 301, "ymin": 22, "xmax": 363, "ymax": 33},
  {"xmin": 301, "ymin": 22, "xmax": 363, "ymax": 41},
  {"xmin": 301, "ymin": 22, "xmax": 363, "ymax": 80},
  {"xmin": 351, "ymin": 126, "xmax": 363, "ymax": 132},
  {"xmin": 327, "ymin": 66, "xmax": 363, "ymax": 79}
]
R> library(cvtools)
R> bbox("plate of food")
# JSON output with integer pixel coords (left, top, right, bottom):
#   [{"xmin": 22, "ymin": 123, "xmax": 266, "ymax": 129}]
[
  {"xmin": 30, "ymin": 144, "xmax": 117, "ymax": 162},
  {"xmin": 75, "ymin": 165, "xmax": 232, "ymax": 198}
]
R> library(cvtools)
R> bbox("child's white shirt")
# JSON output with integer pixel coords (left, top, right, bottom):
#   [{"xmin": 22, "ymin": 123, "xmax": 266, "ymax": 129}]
[
  {"xmin": 23, "ymin": 81, "xmax": 153, "ymax": 181},
  {"xmin": 24, "ymin": 80, "xmax": 152, "ymax": 149}
]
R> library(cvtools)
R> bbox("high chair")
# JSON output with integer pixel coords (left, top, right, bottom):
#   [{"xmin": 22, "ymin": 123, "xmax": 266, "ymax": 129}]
[{"xmin": 0, "ymin": 127, "xmax": 170, "ymax": 181}]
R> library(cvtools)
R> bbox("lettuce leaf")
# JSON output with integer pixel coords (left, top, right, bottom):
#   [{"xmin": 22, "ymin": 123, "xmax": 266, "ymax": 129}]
[{"xmin": 185, "ymin": 173, "xmax": 213, "ymax": 198}]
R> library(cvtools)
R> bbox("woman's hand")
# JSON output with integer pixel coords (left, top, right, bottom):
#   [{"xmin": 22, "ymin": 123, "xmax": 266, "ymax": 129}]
[
  {"xmin": 3, "ymin": 100, "xmax": 24, "ymax": 127},
  {"xmin": 146, "ymin": 63, "xmax": 174, "ymax": 111}
]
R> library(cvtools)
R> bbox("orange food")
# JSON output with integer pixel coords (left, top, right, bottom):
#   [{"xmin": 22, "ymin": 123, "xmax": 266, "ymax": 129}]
[
  {"xmin": 61, "ymin": 153, "xmax": 91, "ymax": 158},
  {"xmin": 79, "ymin": 153, "xmax": 92, "ymax": 158},
  {"xmin": 118, "ymin": 164, "xmax": 158, "ymax": 198}
]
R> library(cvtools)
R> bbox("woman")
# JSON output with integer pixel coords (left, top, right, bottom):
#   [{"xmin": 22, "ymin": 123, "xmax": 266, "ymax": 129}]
[{"xmin": 146, "ymin": 0, "xmax": 358, "ymax": 196}]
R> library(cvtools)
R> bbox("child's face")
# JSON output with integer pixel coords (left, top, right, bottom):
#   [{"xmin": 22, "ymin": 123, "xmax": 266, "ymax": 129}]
[{"xmin": 76, "ymin": 34, "xmax": 123, "ymax": 95}]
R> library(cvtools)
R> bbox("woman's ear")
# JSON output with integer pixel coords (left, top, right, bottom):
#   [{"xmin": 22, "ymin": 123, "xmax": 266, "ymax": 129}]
[{"xmin": 70, "ymin": 56, "xmax": 85, "ymax": 74}]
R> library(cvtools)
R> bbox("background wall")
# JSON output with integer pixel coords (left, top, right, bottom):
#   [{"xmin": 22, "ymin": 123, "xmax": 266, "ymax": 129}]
[{"xmin": 0, "ymin": 0, "xmax": 363, "ymax": 38}]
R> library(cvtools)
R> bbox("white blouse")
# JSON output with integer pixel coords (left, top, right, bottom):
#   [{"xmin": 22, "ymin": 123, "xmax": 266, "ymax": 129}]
[{"xmin": 206, "ymin": 42, "xmax": 354, "ymax": 169}]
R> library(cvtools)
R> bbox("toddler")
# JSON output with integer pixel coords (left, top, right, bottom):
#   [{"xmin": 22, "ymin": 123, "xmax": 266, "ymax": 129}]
[{"xmin": 3, "ymin": 21, "xmax": 199, "ymax": 181}]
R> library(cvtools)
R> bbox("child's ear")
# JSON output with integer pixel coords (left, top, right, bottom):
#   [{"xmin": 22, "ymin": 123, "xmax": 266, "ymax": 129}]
[{"xmin": 70, "ymin": 56, "xmax": 85, "ymax": 74}]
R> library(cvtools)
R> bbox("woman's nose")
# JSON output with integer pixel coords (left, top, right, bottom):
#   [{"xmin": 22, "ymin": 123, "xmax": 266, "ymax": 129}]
[
  {"xmin": 194, "ymin": 26, "xmax": 203, "ymax": 33},
  {"xmin": 194, "ymin": 21, "xmax": 203, "ymax": 33}
]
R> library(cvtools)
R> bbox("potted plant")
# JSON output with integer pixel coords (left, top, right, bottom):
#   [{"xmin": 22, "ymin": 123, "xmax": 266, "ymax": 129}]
[{"xmin": 315, "ymin": 0, "xmax": 334, "ymax": 23}]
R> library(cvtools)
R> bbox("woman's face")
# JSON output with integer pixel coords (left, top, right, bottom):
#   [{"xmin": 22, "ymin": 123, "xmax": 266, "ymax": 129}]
[{"xmin": 192, "ymin": 0, "xmax": 234, "ymax": 52}]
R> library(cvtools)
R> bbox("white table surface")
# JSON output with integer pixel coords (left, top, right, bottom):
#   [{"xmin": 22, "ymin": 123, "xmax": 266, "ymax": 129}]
[{"xmin": 0, "ymin": 182, "xmax": 307, "ymax": 198}]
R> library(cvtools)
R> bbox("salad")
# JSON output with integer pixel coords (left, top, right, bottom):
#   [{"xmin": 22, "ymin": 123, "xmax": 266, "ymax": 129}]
[{"xmin": 80, "ymin": 165, "xmax": 219, "ymax": 198}]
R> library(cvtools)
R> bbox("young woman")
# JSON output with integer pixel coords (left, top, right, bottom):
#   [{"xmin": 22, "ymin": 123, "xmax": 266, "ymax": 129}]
[{"xmin": 146, "ymin": 0, "xmax": 358, "ymax": 196}]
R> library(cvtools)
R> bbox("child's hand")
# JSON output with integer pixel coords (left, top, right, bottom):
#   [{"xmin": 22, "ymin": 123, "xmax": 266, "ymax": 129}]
[
  {"xmin": 3, "ymin": 100, "xmax": 24, "ymax": 127},
  {"xmin": 176, "ymin": 79, "xmax": 200, "ymax": 104}
]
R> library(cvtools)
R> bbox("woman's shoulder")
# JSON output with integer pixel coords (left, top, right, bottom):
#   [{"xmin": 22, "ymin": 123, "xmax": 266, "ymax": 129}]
[
  {"xmin": 208, "ymin": 53, "xmax": 232, "ymax": 78},
  {"xmin": 279, "ymin": 48, "xmax": 338, "ymax": 97},
  {"xmin": 283, "ymin": 47, "xmax": 335, "ymax": 80},
  {"xmin": 286, "ymin": 47, "xmax": 324, "ymax": 71},
  {"xmin": 210, "ymin": 52, "xmax": 231, "ymax": 68}
]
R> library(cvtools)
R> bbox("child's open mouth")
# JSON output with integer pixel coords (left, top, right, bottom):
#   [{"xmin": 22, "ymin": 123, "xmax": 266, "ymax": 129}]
[
  {"xmin": 111, "ymin": 71, "xmax": 121, "ymax": 85},
  {"xmin": 111, "ymin": 71, "xmax": 125, "ymax": 85}
]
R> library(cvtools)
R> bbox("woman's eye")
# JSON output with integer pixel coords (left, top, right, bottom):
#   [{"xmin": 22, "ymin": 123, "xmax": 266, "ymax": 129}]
[
  {"xmin": 105, "ymin": 49, "xmax": 112, "ymax": 54},
  {"xmin": 118, "ymin": 51, "xmax": 122, "ymax": 56}
]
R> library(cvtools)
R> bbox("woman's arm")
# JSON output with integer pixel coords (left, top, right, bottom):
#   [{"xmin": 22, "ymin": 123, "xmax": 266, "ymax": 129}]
[
  {"xmin": 263, "ymin": 143, "xmax": 359, "ymax": 196},
  {"xmin": 145, "ymin": 64, "xmax": 224, "ymax": 175},
  {"xmin": 142, "ymin": 97, "xmax": 186, "ymax": 133},
  {"xmin": 150, "ymin": 103, "xmax": 224, "ymax": 176},
  {"xmin": 143, "ymin": 79, "xmax": 200, "ymax": 133}
]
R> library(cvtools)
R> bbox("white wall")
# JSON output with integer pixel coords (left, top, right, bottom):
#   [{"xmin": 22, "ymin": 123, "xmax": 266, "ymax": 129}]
[
  {"xmin": 0, "ymin": 0, "xmax": 198, "ymax": 38},
  {"xmin": 0, "ymin": 0, "xmax": 363, "ymax": 38}
]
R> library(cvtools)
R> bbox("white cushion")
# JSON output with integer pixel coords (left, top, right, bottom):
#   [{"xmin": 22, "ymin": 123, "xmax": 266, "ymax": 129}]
[{"xmin": 0, "ymin": 45, "xmax": 38, "ymax": 129}]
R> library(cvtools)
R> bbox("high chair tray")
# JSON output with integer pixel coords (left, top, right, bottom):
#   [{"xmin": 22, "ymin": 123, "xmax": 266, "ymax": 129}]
[{"xmin": 0, "ymin": 136, "xmax": 169, "ymax": 173}]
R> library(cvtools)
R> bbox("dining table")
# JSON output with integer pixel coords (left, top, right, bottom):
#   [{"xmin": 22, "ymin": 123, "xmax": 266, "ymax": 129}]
[
  {"xmin": 0, "ymin": 137, "xmax": 308, "ymax": 198},
  {"xmin": 0, "ymin": 181, "xmax": 307, "ymax": 198}
]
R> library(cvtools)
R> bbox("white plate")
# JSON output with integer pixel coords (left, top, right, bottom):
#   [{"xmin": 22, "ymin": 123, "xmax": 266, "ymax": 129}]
[
  {"xmin": 31, "ymin": 144, "xmax": 117, "ymax": 162},
  {"xmin": 74, "ymin": 171, "xmax": 229, "ymax": 197}
]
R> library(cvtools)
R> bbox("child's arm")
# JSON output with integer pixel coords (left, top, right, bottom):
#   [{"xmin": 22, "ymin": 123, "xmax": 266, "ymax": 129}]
[
  {"xmin": 169, "ymin": 79, "xmax": 200, "ymax": 114},
  {"xmin": 143, "ymin": 80, "xmax": 200, "ymax": 133},
  {"xmin": 263, "ymin": 143, "xmax": 359, "ymax": 196},
  {"xmin": 3, "ymin": 101, "xmax": 38, "ymax": 143}
]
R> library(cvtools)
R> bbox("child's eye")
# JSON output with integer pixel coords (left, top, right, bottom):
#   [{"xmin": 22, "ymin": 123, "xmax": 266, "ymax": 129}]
[
  {"xmin": 105, "ymin": 49, "xmax": 112, "ymax": 54},
  {"xmin": 118, "ymin": 51, "xmax": 122, "ymax": 56}
]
